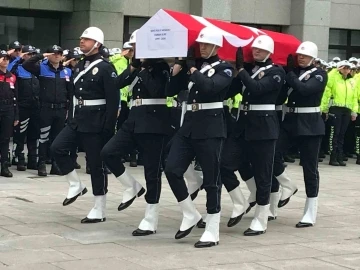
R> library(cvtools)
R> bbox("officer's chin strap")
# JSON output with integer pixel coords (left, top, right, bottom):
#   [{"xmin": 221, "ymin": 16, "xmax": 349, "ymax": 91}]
[
  {"xmin": 84, "ymin": 42, "xmax": 99, "ymax": 56},
  {"xmin": 259, "ymin": 53, "xmax": 271, "ymax": 63},
  {"xmin": 205, "ymin": 45, "xmax": 216, "ymax": 60},
  {"xmin": 306, "ymin": 58, "xmax": 314, "ymax": 67}
]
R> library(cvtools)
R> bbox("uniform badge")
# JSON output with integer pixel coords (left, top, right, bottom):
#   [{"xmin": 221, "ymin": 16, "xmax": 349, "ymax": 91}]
[
  {"xmin": 92, "ymin": 67, "xmax": 99, "ymax": 75},
  {"xmin": 208, "ymin": 68, "xmax": 215, "ymax": 77},
  {"xmin": 224, "ymin": 69, "xmax": 233, "ymax": 77},
  {"xmin": 273, "ymin": 75, "xmax": 281, "ymax": 83},
  {"xmin": 305, "ymin": 74, "xmax": 310, "ymax": 80},
  {"xmin": 315, "ymin": 75, "xmax": 323, "ymax": 82},
  {"xmin": 258, "ymin": 71, "xmax": 265, "ymax": 79}
]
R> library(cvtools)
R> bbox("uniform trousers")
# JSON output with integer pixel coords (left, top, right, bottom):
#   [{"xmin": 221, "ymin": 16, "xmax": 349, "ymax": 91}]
[
  {"xmin": 0, "ymin": 106, "xmax": 14, "ymax": 163},
  {"xmin": 355, "ymin": 116, "xmax": 360, "ymax": 156},
  {"xmin": 116, "ymin": 102, "xmax": 129, "ymax": 131},
  {"xmin": 273, "ymin": 128, "xmax": 321, "ymax": 198},
  {"xmin": 164, "ymin": 134, "xmax": 223, "ymax": 214},
  {"xmin": 39, "ymin": 106, "xmax": 67, "ymax": 163},
  {"xmin": 13, "ymin": 106, "xmax": 39, "ymax": 158},
  {"xmin": 51, "ymin": 125, "xmax": 108, "ymax": 196},
  {"xmin": 101, "ymin": 129, "xmax": 168, "ymax": 204},
  {"xmin": 328, "ymin": 106, "xmax": 351, "ymax": 155},
  {"xmin": 344, "ymin": 120, "xmax": 356, "ymax": 155},
  {"xmin": 221, "ymin": 133, "xmax": 275, "ymax": 205}
]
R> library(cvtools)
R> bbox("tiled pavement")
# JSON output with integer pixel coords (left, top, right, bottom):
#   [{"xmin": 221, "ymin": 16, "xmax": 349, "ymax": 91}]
[{"xmin": 0, "ymin": 152, "xmax": 359, "ymax": 270}]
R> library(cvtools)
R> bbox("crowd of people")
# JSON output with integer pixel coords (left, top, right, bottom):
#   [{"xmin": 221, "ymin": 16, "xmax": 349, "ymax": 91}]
[{"xmin": 0, "ymin": 25, "xmax": 359, "ymax": 248}]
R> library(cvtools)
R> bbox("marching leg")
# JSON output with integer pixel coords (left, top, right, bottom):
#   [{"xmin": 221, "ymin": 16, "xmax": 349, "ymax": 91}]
[
  {"xmin": 51, "ymin": 126, "xmax": 87, "ymax": 206},
  {"xmin": 132, "ymin": 134, "xmax": 167, "ymax": 236},
  {"xmin": 244, "ymin": 140, "xmax": 275, "ymax": 236},
  {"xmin": 101, "ymin": 129, "xmax": 145, "ymax": 211},
  {"xmin": 296, "ymin": 136, "xmax": 321, "ymax": 228}
]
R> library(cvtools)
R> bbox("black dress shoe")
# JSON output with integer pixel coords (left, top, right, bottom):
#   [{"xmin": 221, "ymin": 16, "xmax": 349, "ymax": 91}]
[
  {"xmin": 132, "ymin": 228, "xmax": 155, "ymax": 236},
  {"xmin": 196, "ymin": 219, "xmax": 206, "ymax": 228},
  {"xmin": 296, "ymin": 222, "xmax": 313, "ymax": 228},
  {"xmin": 63, "ymin": 188, "xmax": 88, "ymax": 206},
  {"xmin": 268, "ymin": 216, "xmax": 277, "ymax": 221},
  {"xmin": 118, "ymin": 187, "xmax": 145, "ymax": 211},
  {"xmin": 194, "ymin": 241, "xmax": 218, "ymax": 248},
  {"xmin": 243, "ymin": 228, "xmax": 266, "ymax": 236},
  {"xmin": 81, "ymin": 217, "xmax": 106, "ymax": 223},
  {"xmin": 278, "ymin": 189, "xmax": 298, "ymax": 208},
  {"xmin": 190, "ymin": 189, "xmax": 199, "ymax": 200},
  {"xmin": 227, "ymin": 205, "xmax": 251, "ymax": 227},
  {"xmin": 175, "ymin": 218, "xmax": 203, "ymax": 239}
]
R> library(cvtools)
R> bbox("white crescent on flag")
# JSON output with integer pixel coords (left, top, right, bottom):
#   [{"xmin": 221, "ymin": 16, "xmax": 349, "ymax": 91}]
[{"xmin": 191, "ymin": 15, "xmax": 256, "ymax": 48}]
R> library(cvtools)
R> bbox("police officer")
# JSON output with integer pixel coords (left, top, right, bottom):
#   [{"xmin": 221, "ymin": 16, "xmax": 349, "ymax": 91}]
[
  {"xmin": 110, "ymin": 42, "xmax": 136, "ymax": 166},
  {"xmin": 51, "ymin": 27, "xmax": 119, "ymax": 223},
  {"xmin": 22, "ymin": 45, "xmax": 71, "ymax": 176},
  {"xmin": 100, "ymin": 29, "xmax": 171, "ymax": 236},
  {"xmin": 321, "ymin": 60, "xmax": 358, "ymax": 166},
  {"xmin": 164, "ymin": 27, "xmax": 233, "ymax": 248},
  {"xmin": 272, "ymin": 41, "xmax": 327, "ymax": 228},
  {"xmin": 221, "ymin": 35, "xmax": 285, "ymax": 236},
  {"xmin": 0, "ymin": 50, "xmax": 19, "ymax": 177},
  {"xmin": 9, "ymin": 45, "xmax": 40, "ymax": 171},
  {"xmin": 7, "ymin": 41, "xmax": 22, "ymax": 71}
]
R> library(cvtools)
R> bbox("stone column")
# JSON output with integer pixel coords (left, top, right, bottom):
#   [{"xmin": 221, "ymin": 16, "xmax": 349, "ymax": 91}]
[
  {"xmin": 61, "ymin": 0, "xmax": 123, "ymax": 49},
  {"xmin": 287, "ymin": 0, "xmax": 331, "ymax": 60}
]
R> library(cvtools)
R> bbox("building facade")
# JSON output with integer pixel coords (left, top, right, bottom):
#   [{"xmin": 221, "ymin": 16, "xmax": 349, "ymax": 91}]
[{"xmin": 0, "ymin": 0, "xmax": 359, "ymax": 61}]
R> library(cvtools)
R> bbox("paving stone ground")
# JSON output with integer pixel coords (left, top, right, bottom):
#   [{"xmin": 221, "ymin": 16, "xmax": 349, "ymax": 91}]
[{"xmin": 0, "ymin": 152, "xmax": 359, "ymax": 270}]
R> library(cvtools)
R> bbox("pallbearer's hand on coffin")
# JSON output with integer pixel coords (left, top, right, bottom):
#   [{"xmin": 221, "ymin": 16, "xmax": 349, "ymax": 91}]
[
  {"xmin": 131, "ymin": 55, "xmax": 141, "ymax": 69},
  {"xmin": 286, "ymin": 54, "xmax": 295, "ymax": 73},
  {"xmin": 186, "ymin": 45, "xmax": 196, "ymax": 70},
  {"xmin": 235, "ymin": 47, "xmax": 244, "ymax": 70}
]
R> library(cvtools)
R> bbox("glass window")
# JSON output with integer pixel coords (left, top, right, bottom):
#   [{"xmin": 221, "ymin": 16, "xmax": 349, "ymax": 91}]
[
  {"xmin": 0, "ymin": 14, "xmax": 60, "ymax": 51},
  {"xmin": 351, "ymin": 30, "xmax": 360, "ymax": 46},
  {"xmin": 123, "ymin": 16, "xmax": 149, "ymax": 43},
  {"xmin": 328, "ymin": 49, "xmax": 347, "ymax": 62},
  {"xmin": 329, "ymin": 29, "xmax": 347, "ymax": 46}
]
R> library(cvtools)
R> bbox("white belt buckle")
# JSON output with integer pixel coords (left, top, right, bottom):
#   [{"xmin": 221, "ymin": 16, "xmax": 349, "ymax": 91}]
[
  {"xmin": 135, "ymin": 99, "xmax": 142, "ymax": 107},
  {"xmin": 191, "ymin": 103, "xmax": 200, "ymax": 112}
]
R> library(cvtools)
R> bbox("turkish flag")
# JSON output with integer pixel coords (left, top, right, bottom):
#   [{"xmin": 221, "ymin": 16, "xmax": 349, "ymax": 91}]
[{"xmin": 136, "ymin": 9, "xmax": 300, "ymax": 65}]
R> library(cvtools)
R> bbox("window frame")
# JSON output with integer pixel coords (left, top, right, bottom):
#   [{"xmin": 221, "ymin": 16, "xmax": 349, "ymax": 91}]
[{"xmin": 329, "ymin": 28, "xmax": 360, "ymax": 59}]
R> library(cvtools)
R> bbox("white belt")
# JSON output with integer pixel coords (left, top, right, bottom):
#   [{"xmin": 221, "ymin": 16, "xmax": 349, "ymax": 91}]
[
  {"xmin": 276, "ymin": 105, "xmax": 283, "ymax": 111},
  {"xmin": 73, "ymin": 97, "xmax": 106, "ymax": 106},
  {"xmin": 286, "ymin": 106, "xmax": 321, "ymax": 113},
  {"xmin": 240, "ymin": 104, "xmax": 275, "ymax": 111},
  {"xmin": 223, "ymin": 100, "xmax": 228, "ymax": 106},
  {"xmin": 186, "ymin": 102, "xmax": 223, "ymax": 111},
  {"xmin": 130, "ymin": 98, "xmax": 167, "ymax": 107}
]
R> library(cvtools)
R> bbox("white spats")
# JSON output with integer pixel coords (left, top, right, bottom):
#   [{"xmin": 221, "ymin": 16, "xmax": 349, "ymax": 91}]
[
  {"xmin": 65, "ymin": 170, "xmax": 86, "ymax": 199},
  {"xmin": 138, "ymin": 203, "xmax": 159, "ymax": 231},
  {"xmin": 276, "ymin": 170, "xmax": 298, "ymax": 201},
  {"xmin": 184, "ymin": 165, "xmax": 203, "ymax": 195},
  {"xmin": 300, "ymin": 197, "xmax": 318, "ymax": 225},
  {"xmin": 87, "ymin": 195, "xmax": 106, "ymax": 219},
  {"xmin": 228, "ymin": 186, "xmax": 250, "ymax": 218},
  {"xmin": 179, "ymin": 196, "xmax": 202, "ymax": 231},
  {"xmin": 117, "ymin": 169, "xmax": 143, "ymax": 203},
  {"xmin": 269, "ymin": 192, "xmax": 280, "ymax": 219},
  {"xmin": 245, "ymin": 177, "xmax": 257, "ymax": 205},
  {"xmin": 250, "ymin": 204, "xmax": 270, "ymax": 232},
  {"xmin": 199, "ymin": 213, "xmax": 220, "ymax": 243}
]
